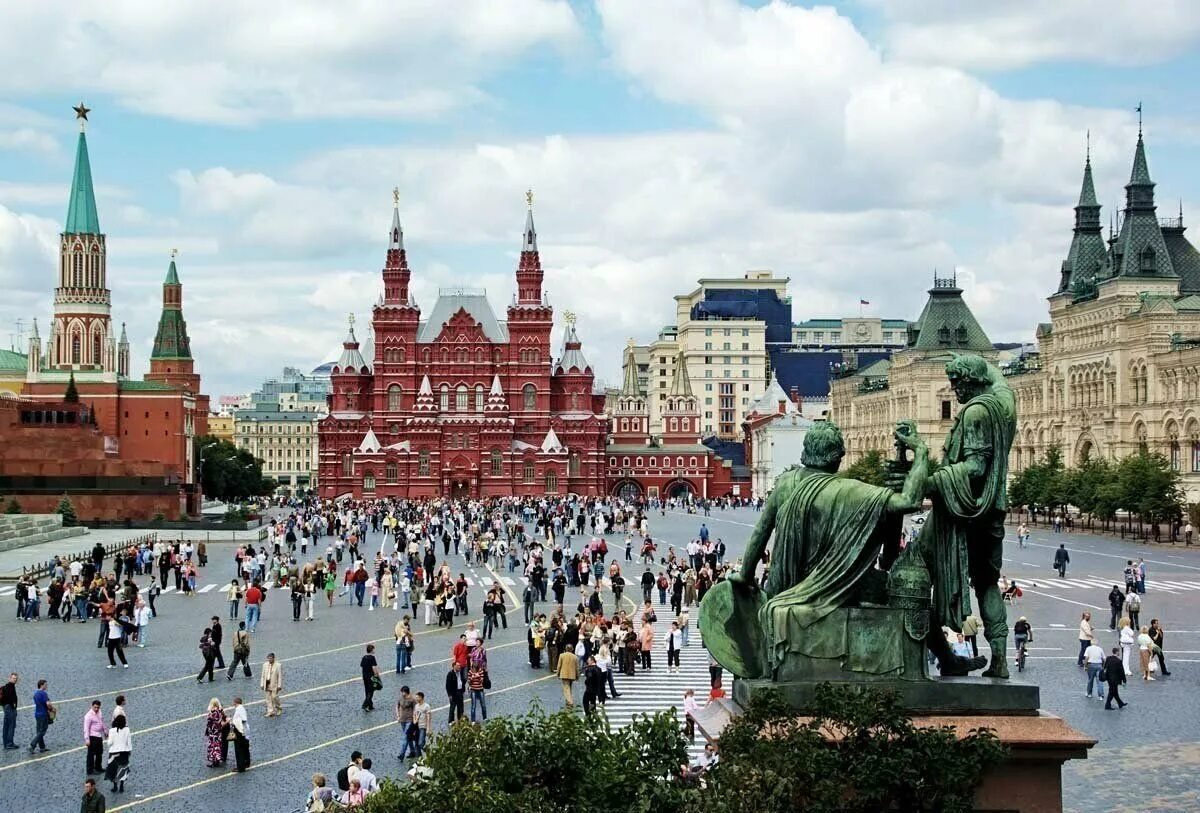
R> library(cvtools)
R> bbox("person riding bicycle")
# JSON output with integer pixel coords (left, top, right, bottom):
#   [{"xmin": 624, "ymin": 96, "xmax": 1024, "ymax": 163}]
[{"xmin": 1012, "ymin": 616, "xmax": 1032, "ymax": 664}]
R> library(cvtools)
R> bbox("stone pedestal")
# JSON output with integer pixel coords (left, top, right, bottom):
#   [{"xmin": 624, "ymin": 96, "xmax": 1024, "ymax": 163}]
[{"xmin": 734, "ymin": 674, "xmax": 1041, "ymax": 716}]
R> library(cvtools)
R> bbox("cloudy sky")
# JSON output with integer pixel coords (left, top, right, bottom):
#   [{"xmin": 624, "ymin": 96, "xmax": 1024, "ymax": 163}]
[{"xmin": 1, "ymin": 0, "xmax": 1199, "ymax": 398}]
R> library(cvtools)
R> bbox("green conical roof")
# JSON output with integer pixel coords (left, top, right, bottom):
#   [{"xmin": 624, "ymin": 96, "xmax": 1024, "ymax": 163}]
[
  {"xmin": 164, "ymin": 259, "xmax": 179, "ymax": 285},
  {"xmin": 1129, "ymin": 133, "xmax": 1152, "ymax": 187},
  {"xmin": 1078, "ymin": 158, "xmax": 1098, "ymax": 207},
  {"xmin": 64, "ymin": 131, "xmax": 100, "ymax": 235},
  {"xmin": 908, "ymin": 277, "xmax": 992, "ymax": 352},
  {"xmin": 151, "ymin": 310, "xmax": 192, "ymax": 359}
]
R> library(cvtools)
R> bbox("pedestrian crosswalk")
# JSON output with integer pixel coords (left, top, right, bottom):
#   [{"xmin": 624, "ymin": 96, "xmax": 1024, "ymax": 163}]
[
  {"xmin": 0, "ymin": 573, "xmax": 535, "ymax": 597},
  {"xmin": 599, "ymin": 609, "xmax": 711, "ymax": 762},
  {"xmin": 1004, "ymin": 576, "xmax": 1200, "ymax": 594}
]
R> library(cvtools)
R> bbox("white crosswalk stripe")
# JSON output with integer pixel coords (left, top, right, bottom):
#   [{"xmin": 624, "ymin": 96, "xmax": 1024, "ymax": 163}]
[
  {"xmin": 599, "ymin": 609, "xmax": 711, "ymax": 762},
  {"xmin": 198, "ymin": 583, "xmax": 218, "ymax": 593}
]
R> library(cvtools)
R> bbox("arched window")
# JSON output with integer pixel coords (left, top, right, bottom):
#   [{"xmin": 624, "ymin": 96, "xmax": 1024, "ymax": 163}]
[
  {"xmin": 620, "ymin": 418, "xmax": 628, "ymax": 432},
  {"xmin": 418, "ymin": 450, "xmax": 430, "ymax": 476},
  {"xmin": 523, "ymin": 384, "xmax": 536, "ymax": 410},
  {"xmin": 476, "ymin": 349, "xmax": 484, "ymax": 363},
  {"xmin": 363, "ymin": 471, "xmax": 376, "ymax": 491},
  {"xmin": 71, "ymin": 332, "xmax": 81, "ymax": 365},
  {"xmin": 385, "ymin": 462, "xmax": 398, "ymax": 481},
  {"xmin": 636, "ymin": 457, "xmax": 643, "ymax": 467},
  {"xmin": 1192, "ymin": 439, "xmax": 1200, "ymax": 473},
  {"xmin": 474, "ymin": 385, "xmax": 484, "ymax": 412},
  {"xmin": 523, "ymin": 460, "xmax": 535, "ymax": 483},
  {"xmin": 649, "ymin": 457, "xmax": 656, "ymax": 467},
  {"xmin": 422, "ymin": 348, "xmax": 431, "ymax": 363},
  {"xmin": 1170, "ymin": 441, "xmax": 1181, "ymax": 471},
  {"xmin": 669, "ymin": 417, "xmax": 678, "ymax": 432},
  {"xmin": 1140, "ymin": 246, "xmax": 1157, "ymax": 273},
  {"xmin": 439, "ymin": 385, "xmax": 449, "ymax": 412},
  {"xmin": 73, "ymin": 253, "xmax": 82, "ymax": 287},
  {"xmin": 690, "ymin": 456, "xmax": 698, "ymax": 467},
  {"xmin": 92, "ymin": 333, "xmax": 102, "ymax": 366},
  {"xmin": 568, "ymin": 453, "xmax": 580, "ymax": 477},
  {"xmin": 440, "ymin": 348, "xmax": 449, "ymax": 363},
  {"xmin": 490, "ymin": 449, "xmax": 503, "ymax": 476},
  {"xmin": 396, "ymin": 346, "xmax": 405, "ymax": 363},
  {"xmin": 341, "ymin": 453, "xmax": 353, "ymax": 477},
  {"xmin": 387, "ymin": 384, "xmax": 402, "ymax": 411},
  {"xmin": 456, "ymin": 385, "xmax": 469, "ymax": 412},
  {"xmin": 457, "ymin": 348, "xmax": 468, "ymax": 363},
  {"xmin": 545, "ymin": 470, "xmax": 558, "ymax": 493}
]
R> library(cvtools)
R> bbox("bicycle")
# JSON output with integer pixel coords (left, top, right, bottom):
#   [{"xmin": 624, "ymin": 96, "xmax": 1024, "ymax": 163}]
[{"xmin": 1015, "ymin": 637, "xmax": 1029, "ymax": 672}]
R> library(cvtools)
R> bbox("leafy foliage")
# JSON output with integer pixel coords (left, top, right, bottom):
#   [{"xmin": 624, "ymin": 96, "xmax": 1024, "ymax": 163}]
[
  {"xmin": 842, "ymin": 449, "xmax": 889, "ymax": 488},
  {"xmin": 364, "ymin": 704, "xmax": 692, "ymax": 813},
  {"xmin": 362, "ymin": 687, "xmax": 1004, "ymax": 813},
  {"xmin": 1010, "ymin": 447, "xmax": 1183, "ymax": 528},
  {"xmin": 195, "ymin": 435, "xmax": 275, "ymax": 501},
  {"xmin": 706, "ymin": 685, "xmax": 1006, "ymax": 813},
  {"xmin": 4, "ymin": 498, "xmax": 21, "ymax": 515},
  {"xmin": 55, "ymin": 494, "xmax": 77, "ymax": 525}
]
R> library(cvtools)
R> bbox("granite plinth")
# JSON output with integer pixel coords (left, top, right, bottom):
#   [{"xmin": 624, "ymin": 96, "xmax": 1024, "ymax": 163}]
[{"xmin": 733, "ymin": 675, "xmax": 1041, "ymax": 716}]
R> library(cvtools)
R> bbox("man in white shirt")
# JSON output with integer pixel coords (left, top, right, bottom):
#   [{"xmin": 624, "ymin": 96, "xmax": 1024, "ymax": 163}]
[
  {"xmin": 356, "ymin": 757, "xmax": 379, "ymax": 794},
  {"xmin": 1084, "ymin": 642, "xmax": 1106, "ymax": 698}
]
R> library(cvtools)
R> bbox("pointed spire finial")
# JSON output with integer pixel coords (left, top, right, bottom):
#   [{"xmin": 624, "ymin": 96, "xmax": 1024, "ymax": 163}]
[
  {"xmin": 348, "ymin": 312, "xmax": 355, "ymax": 328},
  {"xmin": 1136, "ymin": 101, "xmax": 1143, "ymax": 136},
  {"xmin": 1085, "ymin": 129, "xmax": 1090, "ymax": 163},
  {"xmin": 563, "ymin": 310, "xmax": 576, "ymax": 326},
  {"xmin": 392, "ymin": 186, "xmax": 399, "ymax": 209},
  {"xmin": 73, "ymin": 102, "xmax": 90, "ymax": 131},
  {"xmin": 526, "ymin": 188, "xmax": 534, "ymax": 210},
  {"xmin": 170, "ymin": 247, "xmax": 178, "ymax": 259}
]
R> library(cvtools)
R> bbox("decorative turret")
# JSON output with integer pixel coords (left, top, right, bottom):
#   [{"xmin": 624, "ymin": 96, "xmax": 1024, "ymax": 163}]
[
  {"xmin": 1057, "ymin": 137, "xmax": 1107, "ymax": 296},
  {"xmin": 414, "ymin": 374, "xmax": 438, "ymax": 414},
  {"xmin": 906, "ymin": 272, "xmax": 992, "ymax": 352},
  {"xmin": 117, "ymin": 322, "xmax": 129, "ymax": 378},
  {"xmin": 26, "ymin": 318, "xmax": 40, "ymax": 377},
  {"xmin": 52, "ymin": 103, "xmax": 113, "ymax": 375},
  {"xmin": 333, "ymin": 315, "xmax": 369, "ymax": 374},
  {"xmin": 151, "ymin": 252, "xmax": 191, "ymax": 360},
  {"xmin": 661, "ymin": 350, "xmax": 700, "ymax": 445},
  {"xmin": 515, "ymin": 189, "xmax": 543, "ymax": 305},
  {"xmin": 381, "ymin": 187, "xmax": 413, "ymax": 306},
  {"xmin": 329, "ymin": 314, "xmax": 373, "ymax": 413},
  {"xmin": 611, "ymin": 339, "xmax": 649, "ymax": 446},
  {"xmin": 1106, "ymin": 120, "xmax": 1176, "ymax": 281},
  {"xmin": 553, "ymin": 318, "xmax": 591, "ymax": 375}
]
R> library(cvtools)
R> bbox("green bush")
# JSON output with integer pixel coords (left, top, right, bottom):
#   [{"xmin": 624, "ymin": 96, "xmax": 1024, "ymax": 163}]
[
  {"xmin": 151, "ymin": 512, "xmax": 166, "ymax": 523},
  {"xmin": 4, "ymin": 498, "xmax": 21, "ymax": 515}
]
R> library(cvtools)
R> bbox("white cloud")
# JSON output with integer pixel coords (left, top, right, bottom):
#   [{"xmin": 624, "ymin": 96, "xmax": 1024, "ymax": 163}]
[
  {"xmin": 870, "ymin": 0, "xmax": 1200, "ymax": 70},
  {"xmin": 0, "ymin": 1, "xmax": 582, "ymax": 125}
]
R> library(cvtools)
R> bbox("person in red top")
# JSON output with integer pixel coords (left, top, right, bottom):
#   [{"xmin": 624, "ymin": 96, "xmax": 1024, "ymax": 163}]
[
  {"xmin": 244, "ymin": 582, "xmax": 263, "ymax": 633},
  {"xmin": 708, "ymin": 678, "xmax": 726, "ymax": 702},
  {"xmin": 451, "ymin": 634, "xmax": 468, "ymax": 669}
]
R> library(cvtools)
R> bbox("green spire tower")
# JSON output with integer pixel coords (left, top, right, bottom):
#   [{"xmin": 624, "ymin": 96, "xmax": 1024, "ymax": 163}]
[{"xmin": 151, "ymin": 251, "xmax": 192, "ymax": 360}]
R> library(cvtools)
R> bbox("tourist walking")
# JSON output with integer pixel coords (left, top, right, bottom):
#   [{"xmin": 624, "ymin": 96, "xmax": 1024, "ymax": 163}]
[
  {"xmin": 196, "ymin": 628, "xmax": 217, "ymax": 683},
  {"xmin": 1083, "ymin": 641, "xmax": 1105, "ymax": 699},
  {"xmin": 105, "ymin": 613, "xmax": 129, "ymax": 669},
  {"xmin": 667, "ymin": 621, "xmax": 683, "ymax": 673},
  {"xmin": 244, "ymin": 581, "xmax": 263, "ymax": 633},
  {"xmin": 260, "ymin": 653, "xmax": 283, "ymax": 717},
  {"xmin": 228, "ymin": 698, "xmax": 250, "ymax": 771},
  {"xmin": 1137, "ymin": 626, "xmax": 1161, "ymax": 681},
  {"xmin": 1075, "ymin": 612, "xmax": 1094, "ymax": 666},
  {"xmin": 1054, "ymin": 544, "xmax": 1070, "ymax": 578},
  {"xmin": 84, "ymin": 700, "xmax": 108, "ymax": 775},
  {"xmin": 103, "ymin": 714, "xmax": 131, "ymax": 793},
  {"xmin": 1103, "ymin": 648, "xmax": 1127, "ymax": 710},
  {"xmin": 468, "ymin": 659, "xmax": 487, "ymax": 722},
  {"xmin": 445, "ymin": 662, "xmax": 465, "ymax": 724},
  {"xmin": 209, "ymin": 617, "xmax": 226, "ymax": 669},
  {"xmin": 1149, "ymin": 619, "xmax": 1171, "ymax": 676},
  {"xmin": 395, "ymin": 686, "xmax": 417, "ymax": 761},
  {"xmin": 1119, "ymin": 619, "xmax": 1135, "ymax": 676},
  {"xmin": 226, "ymin": 579, "xmax": 241, "ymax": 619},
  {"xmin": 29, "ymin": 679, "xmax": 53, "ymax": 753},
  {"xmin": 203, "ymin": 698, "xmax": 227, "ymax": 767},
  {"xmin": 361, "ymin": 644, "xmax": 381, "ymax": 711},
  {"xmin": 1, "ymin": 672, "xmax": 18, "ymax": 750},
  {"xmin": 227, "ymin": 621, "xmax": 252, "ymax": 680},
  {"xmin": 556, "ymin": 646, "xmax": 579, "ymax": 708},
  {"xmin": 413, "ymin": 691, "xmax": 432, "ymax": 755}
]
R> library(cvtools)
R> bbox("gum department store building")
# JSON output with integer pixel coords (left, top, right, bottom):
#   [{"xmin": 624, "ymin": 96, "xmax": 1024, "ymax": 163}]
[{"xmin": 831, "ymin": 127, "xmax": 1200, "ymax": 502}]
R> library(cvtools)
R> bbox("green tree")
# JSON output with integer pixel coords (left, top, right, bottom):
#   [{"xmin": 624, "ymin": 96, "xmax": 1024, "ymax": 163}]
[
  {"xmin": 1115, "ymin": 451, "xmax": 1183, "ymax": 531},
  {"xmin": 55, "ymin": 494, "xmax": 77, "ymax": 525},
  {"xmin": 195, "ymin": 436, "xmax": 275, "ymax": 502},
  {"xmin": 841, "ymin": 449, "xmax": 888, "ymax": 487},
  {"xmin": 4, "ymin": 498, "xmax": 21, "ymax": 514},
  {"xmin": 364, "ymin": 705, "xmax": 693, "ymax": 813},
  {"xmin": 63, "ymin": 372, "xmax": 79, "ymax": 403},
  {"xmin": 706, "ymin": 685, "xmax": 1006, "ymax": 813}
]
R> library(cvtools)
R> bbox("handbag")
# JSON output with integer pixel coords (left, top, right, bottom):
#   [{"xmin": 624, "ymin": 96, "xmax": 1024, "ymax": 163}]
[
  {"xmin": 483, "ymin": 670, "xmax": 492, "ymax": 690},
  {"xmin": 370, "ymin": 674, "xmax": 383, "ymax": 691}
]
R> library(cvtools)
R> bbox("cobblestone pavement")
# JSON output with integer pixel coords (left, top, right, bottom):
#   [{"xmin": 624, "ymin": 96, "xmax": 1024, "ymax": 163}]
[{"xmin": 1, "ymin": 507, "xmax": 1197, "ymax": 811}]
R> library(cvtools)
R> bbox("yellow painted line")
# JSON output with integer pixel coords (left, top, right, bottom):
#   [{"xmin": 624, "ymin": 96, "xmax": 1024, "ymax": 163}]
[
  {"xmin": 18, "ymin": 617, "xmax": 479, "ymax": 711},
  {"xmin": 0, "ymin": 639, "xmax": 522, "ymax": 774},
  {"xmin": 107, "ymin": 671, "xmax": 555, "ymax": 812}
]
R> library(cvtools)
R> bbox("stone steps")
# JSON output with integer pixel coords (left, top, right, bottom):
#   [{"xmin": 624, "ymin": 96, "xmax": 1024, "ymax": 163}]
[{"xmin": 0, "ymin": 514, "xmax": 87, "ymax": 553}]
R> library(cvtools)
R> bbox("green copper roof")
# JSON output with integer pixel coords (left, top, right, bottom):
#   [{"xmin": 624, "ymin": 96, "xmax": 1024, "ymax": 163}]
[
  {"xmin": 0, "ymin": 348, "xmax": 27, "ymax": 373},
  {"xmin": 64, "ymin": 131, "xmax": 100, "ymax": 235},
  {"xmin": 164, "ymin": 259, "xmax": 179, "ymax": 285},
  {"xmin": 119, "ymin": 380, "xmax": 178, "ymax": 392},
  {"xmin": 151, "ymin": 309, "xmax": 192, "ymax": 360},
  {"xmin": 1078, "ymin": 158, "xmax": 1098, "ymax": 207},
  {"xmin": 1129, "ymin": 133, "xmax": 1152, "ymax": 187},
  {"xmin": 908, "ymin": 279, "xmax": 992, "ymax": 353}
]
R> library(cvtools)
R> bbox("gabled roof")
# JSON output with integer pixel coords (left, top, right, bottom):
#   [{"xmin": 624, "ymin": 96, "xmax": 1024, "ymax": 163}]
[
  {"xmin": 417, "ymin": 292, "xmax": 508, "ymax": 343},
  {"xmin": 540, "ymin": 427, "xmax": 565, "ymax": 454},
  {"xmin": 357, "ymin": 429, "xmax": 382, "ymax": 453}
]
